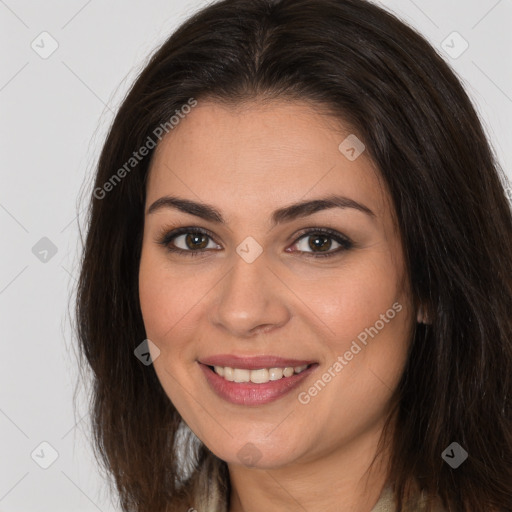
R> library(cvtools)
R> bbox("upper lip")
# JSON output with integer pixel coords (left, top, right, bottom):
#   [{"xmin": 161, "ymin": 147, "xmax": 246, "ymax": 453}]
[{"xmin": 199, "ymin": 354, "xmax": 317, "ymax": 370}]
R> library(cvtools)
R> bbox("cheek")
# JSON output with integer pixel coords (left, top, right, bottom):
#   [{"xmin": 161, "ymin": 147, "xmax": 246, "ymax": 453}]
[
  {"xmin": 138, "ymin": 251, "xmax": 201, "ymax": 413},
  {"xmin": 138, "ymin": 248, "xmax": 201, "ymax": 343},
  {"xmin": 138, "ymin": 258, "xmax": 171, "ymax": 341},
  {"xmin": 298, "ymin": 259, "xmax": 405, "ymax": 341},
  {"xmin": 138, "ymin": 247, "xmax": 212, "ymax": 403},
  {"xmin": 299, "ymin": 250, "xmax": 413, "ymax": 402}
]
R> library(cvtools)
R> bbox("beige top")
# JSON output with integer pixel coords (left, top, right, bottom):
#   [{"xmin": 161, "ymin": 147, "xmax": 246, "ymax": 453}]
[{"xmin": 370, "ymin": 486, "xmax": 445, "ymax": 512}]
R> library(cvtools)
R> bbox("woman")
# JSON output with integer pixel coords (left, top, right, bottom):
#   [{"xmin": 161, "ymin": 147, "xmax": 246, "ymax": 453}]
[{"xmin": 74, "ymin": 0, "xmax": 512, "ymax": 510}]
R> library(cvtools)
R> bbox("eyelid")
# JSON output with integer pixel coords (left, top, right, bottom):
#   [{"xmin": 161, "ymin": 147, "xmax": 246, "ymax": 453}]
[{"xmin": 291, "ymin": 226, "xmax": 352, "ymax": 245}]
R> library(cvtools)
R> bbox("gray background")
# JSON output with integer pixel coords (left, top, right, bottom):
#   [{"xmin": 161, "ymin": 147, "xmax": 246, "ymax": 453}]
[{"xmin": 1, "ymin": 0, "xmax": 511, "ymax": 510}]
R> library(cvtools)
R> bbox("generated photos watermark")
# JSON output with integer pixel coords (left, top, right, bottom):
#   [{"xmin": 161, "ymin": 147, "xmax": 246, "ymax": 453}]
[
  {"xmin": 298, "ymin": 301, "xmax": 403, "ymax": 405},
  {"xmin": 441, "ymin": 442, "xmax": 469, "ymax": 469},
  {"xmin": 94, "ymin": 97, "xmax": 198, "ymax": 200}
]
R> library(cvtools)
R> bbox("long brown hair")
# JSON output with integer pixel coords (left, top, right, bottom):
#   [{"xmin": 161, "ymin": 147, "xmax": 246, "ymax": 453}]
[{"xmin": 74, "ymin": 0, "xmax": 512, "ymax": 510}]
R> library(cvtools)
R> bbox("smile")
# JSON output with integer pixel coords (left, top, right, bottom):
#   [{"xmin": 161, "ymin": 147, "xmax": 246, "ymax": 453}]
[
  {"xmin": 198, "ymin": 357, "xmax": 318, "ymax": 406},
  {"xmin": 211, "ymin": 364, "xmax": 309, "ymax": 383}
]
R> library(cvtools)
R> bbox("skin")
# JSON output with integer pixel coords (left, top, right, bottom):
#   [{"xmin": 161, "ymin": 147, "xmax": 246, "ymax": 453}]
[{"xmin": 138, "ymin": 99, "xmax": 418, "ymax": 512}]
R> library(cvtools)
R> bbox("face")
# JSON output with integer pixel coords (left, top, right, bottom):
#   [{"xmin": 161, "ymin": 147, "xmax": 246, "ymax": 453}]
[{"xmin": 138, "ymin": 99, "xmax": 415, "ymax": 470}]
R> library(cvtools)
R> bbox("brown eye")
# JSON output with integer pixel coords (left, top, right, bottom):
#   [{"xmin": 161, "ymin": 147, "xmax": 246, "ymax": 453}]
[
  {"xmin": 308, "ymin": 234, "xmax": 333, "ymax": 252},
  {"xmin": 294, "ymin": 233, "xmax": 343, "ymax": 254},
  {"xmin": 289, "ymin": 228, "xmax": 353, "ymax": 258},
  {"xmin": 184, "ymin": 233, "xmax": 209, "ymax": 250},
  {"xmin": 157, "ymin": 227, "xmax": 221, "ymax": 257}
]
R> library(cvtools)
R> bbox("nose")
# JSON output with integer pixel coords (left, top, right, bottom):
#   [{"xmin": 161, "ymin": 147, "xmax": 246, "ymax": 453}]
[{"xmin": 209, "ymin": 251, "xmax": 291, "ymax": 338}]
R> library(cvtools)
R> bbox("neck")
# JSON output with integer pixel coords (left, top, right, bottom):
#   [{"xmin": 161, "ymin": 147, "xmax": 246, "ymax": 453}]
[{"xmin": 227, "ymin": 424, "xmax": 392, "ymax": 512}]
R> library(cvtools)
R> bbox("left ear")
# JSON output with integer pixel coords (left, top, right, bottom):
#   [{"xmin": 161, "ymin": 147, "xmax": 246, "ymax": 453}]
[{"xmin": 416, "ymin": 303, "xmax": 431, "ymax": 324}]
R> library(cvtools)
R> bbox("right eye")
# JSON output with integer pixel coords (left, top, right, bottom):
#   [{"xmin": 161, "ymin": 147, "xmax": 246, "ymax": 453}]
[{"xmin": 157, "ymin": 227, "xmax": 222, "ymax": 257}]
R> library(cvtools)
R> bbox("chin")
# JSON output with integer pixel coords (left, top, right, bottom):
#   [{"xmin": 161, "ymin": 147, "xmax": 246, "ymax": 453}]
[{"xmin": 206, "ymin": 435, "xmax": 304, "ymax": 470}]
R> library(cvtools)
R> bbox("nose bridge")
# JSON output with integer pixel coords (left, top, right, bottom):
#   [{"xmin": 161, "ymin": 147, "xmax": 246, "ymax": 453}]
[
  {"xmin": 211, "ymin": 246, "xmax": 289, "ymax": 336},
  {"xmin": 226, "ymin": 248, "xmax": 268, "ymax": 300}
]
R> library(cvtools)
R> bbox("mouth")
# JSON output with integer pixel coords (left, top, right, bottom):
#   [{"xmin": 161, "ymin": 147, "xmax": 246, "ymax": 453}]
[{"xmin": 198, "ymin": 355, "xmax": 319, "ymax": 406}]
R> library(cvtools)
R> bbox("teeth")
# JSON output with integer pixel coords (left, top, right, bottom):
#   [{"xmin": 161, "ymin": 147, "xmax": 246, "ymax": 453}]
[
  {"xmin": 233, "ymin": 369, "xmax": 250, "ymax": 383},
  {"xmin": 269, "ymin": 367, "xmax": 283, "ymax": 381},
  {"xmin": 283, "ymin": 367, "xmax": 294, "ymax": 377},
  {"xmin": 250, "ymin": 368, "xmax": 269, "ymax": 384},
  {"xmin": 212, "ymin": 364, "xmax": 309, "ymax": 383}
]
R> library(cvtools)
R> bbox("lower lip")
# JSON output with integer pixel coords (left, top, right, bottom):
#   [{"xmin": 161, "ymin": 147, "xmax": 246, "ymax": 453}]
[{"xmin": 199, "ymin": 363, "xmax": 317, "ymax": 406}]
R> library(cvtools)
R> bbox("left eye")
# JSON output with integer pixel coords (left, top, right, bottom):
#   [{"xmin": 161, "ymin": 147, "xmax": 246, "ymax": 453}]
[
  {"xmin": 289, "ymin": 230, "xmax": 352, "ymax": 257},
  {"xmin": 295, "ymin": 234, "xmax": 341, "ymax": 252}
]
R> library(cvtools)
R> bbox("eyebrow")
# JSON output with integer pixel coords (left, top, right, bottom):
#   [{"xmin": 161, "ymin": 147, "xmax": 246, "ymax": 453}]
[{"xmin": 146, "ymin": 194, "xmax": 375, "ymax": 226}]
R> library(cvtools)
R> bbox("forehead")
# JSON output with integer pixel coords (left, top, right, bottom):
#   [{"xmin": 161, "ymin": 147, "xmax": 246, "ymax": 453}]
[{"xmin": 146, "ymin": 99, "xmax": 390, "ymax": 222}]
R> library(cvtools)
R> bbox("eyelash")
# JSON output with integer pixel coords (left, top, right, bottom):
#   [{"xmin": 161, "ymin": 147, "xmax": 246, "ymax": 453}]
[{"xmin": 155, "ymin": 225, "xmax": 353, "ymax": 259}]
